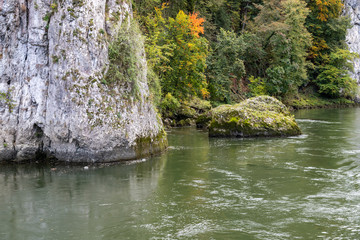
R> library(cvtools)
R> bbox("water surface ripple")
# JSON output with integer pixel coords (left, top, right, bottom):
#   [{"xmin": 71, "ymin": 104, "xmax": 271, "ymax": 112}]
[{"xmin": 1, "ymin": 108, "xmax": 360, "ymax": 239}]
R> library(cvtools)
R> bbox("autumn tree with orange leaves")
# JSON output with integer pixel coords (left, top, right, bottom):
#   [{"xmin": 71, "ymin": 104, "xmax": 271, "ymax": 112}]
[{"xmin": 144, "ymin": 4, "xmax": 209, "ymax": 102}]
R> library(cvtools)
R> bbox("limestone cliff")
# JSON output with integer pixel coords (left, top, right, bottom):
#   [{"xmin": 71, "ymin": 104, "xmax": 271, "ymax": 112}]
[
  {"xmin": 345, "ymin": 0, "xmax": 360, "ymax": 83},
  {"xmin": 0, "ymin": 0, "xmax": 167, "ymax": 162}
]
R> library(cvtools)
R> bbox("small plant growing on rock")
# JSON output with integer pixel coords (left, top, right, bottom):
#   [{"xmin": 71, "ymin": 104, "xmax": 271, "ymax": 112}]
[{"xmin": 104, "ymin": 20, "xmax": 145, "ymax": 98}]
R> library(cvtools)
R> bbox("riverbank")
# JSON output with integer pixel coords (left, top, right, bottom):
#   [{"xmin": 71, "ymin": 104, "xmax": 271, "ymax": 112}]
[
  {"xmin": 162, "ymin": 94, "xmax": 359, "ymax": 129},
  {"xmin": 283, "ymin": 94, "xmax": 359, "ymax": 110}
]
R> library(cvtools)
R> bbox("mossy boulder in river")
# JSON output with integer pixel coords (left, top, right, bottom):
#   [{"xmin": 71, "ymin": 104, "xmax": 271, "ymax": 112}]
[{"xmin": 209, "ymin": 96, "xmax": 301, "ymax": 137}]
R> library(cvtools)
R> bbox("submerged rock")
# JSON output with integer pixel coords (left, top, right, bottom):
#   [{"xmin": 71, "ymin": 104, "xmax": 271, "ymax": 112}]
[
  {"xmin": 209, "ymin": 96, "xmax": 301, "ymax": 137},
  {"xmin": 0, "ymin": 0, "xmax": 167, "ymax": 162}
]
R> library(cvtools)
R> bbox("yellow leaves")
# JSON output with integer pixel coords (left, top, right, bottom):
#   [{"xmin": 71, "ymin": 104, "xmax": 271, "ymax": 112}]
[
  {"xmin": 309, "ymin": 38, "xmax": 329, "ymax": 60},
  {"xmin": 154, "ymin": 2, "xmax": 168, "ymax": 17},
  {"xmin": 310, "ymin": 0, "xmax": 343, "ymax": 21},
  {"xmin": 201, "ymin": 88, "xmax": 210, "ymax": 99}
]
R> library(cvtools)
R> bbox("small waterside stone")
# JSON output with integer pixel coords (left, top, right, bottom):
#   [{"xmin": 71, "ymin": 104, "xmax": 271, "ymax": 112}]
[{"xmin": 209, "ymin": 96, "xmax": 301, "ymax": 138}]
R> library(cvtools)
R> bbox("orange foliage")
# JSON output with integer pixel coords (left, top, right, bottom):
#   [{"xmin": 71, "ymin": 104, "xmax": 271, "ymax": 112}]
[{"xmin": 189, "ymin": 13, "xmax": 205, "ymax": 37}]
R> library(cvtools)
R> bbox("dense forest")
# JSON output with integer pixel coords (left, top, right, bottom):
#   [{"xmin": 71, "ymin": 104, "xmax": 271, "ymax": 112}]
[{"xmin": 130, "ymin": 0, "xmax": 358, "ymax": 123}]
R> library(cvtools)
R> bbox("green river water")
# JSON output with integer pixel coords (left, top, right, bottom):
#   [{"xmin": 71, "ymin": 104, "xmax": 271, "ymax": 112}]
[{"xmin": 1, "ymin": 108, "xmax": 360, "ymax": 239}]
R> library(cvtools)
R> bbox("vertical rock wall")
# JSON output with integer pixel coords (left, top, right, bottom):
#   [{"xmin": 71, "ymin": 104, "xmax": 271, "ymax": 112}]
[
  {"xmin": 0, "ymin": 0, "xmax": 167, "ymax": 162},
  {"xmin": 344, "ymin": 0, "xmax": 360, "ymax": 83}
]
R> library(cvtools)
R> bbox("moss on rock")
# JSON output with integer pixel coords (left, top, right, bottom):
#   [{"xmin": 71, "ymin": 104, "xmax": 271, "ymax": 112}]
[
  {"xmin": 209, "ymin": 96, "xmax": 301, "ymax": 137},
  {"xmin": 135, "ymin": 129, "xmax": 168, "ymax": 158},
  {"xmin": 195, "ymin": 113, "xmax": 212, "ymax": 129}
]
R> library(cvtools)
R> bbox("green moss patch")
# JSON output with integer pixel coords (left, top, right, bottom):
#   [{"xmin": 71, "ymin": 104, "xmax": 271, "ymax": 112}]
[
  {"xmin": 209, "ymin": 96, "xmax": 301, "ymax": 138},
  {"xmin": 135, "ymin": 129, "xmax": 168, "ymax": 158}
]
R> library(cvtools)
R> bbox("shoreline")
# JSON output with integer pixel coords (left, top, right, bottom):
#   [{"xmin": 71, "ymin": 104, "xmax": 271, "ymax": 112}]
[{"xmin": 283, "ymin": 95, "xmax": 360, "ymax": 111}]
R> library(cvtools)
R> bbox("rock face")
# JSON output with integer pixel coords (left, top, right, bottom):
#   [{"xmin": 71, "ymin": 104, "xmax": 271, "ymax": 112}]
[
  {"xmin": 344, "ymin": 0, "xmax": 360, "ymax": 83},
  {"xmin": 0, "ymin": 0, "xmax": 167, "ymax": 162},
  {"xmin": 209, "ymin": 96, "xmax": 301, "ymax": 138}
]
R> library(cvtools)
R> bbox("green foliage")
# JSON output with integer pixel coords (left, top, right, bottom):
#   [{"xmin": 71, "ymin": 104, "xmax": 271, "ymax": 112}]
[
  {"xmin": 0, "ymin": 91, "xmax": 14, "ymax": 112},
  {"xmin": 52, "ymin": 55, "xmax": 60, "ymax": 63},
  {"xmin": 265, "ymin": 66, "xmax": 288, "ymax": 96},
  {"xmin": 207, "ymin": 29, "xmax": 246, "ymax": 103},
  {"xmin": 144, "ymin": 6, "xmax": 209, "ymax": 101},
  {"xmin": 147, "ymin": 66, "xmax": 162, "ymax": 107},
  {"xmin": 306, "ymin": 0, "xmax": 352, "ymax": 81},
  {"xmin": 143, "ymin": 4, "xmax": 174, "ymax": 74},
  {"xmin": 285, "ymin": 92, "xmax": 356, "ymax": 109},
  {"xmin": 159, "ymin": 93, "xmax": 181, "ymax": 118},
  {"xmin": 104, "ymin": 20, "xmax": 145, "ymax": 97},
  {"xmin": 315, "ymin": 49, "xmax": 358, "ymax": 98},
  {"xmin": 248, "ymin": 76, "xmax": 267, "ymax": 96},
  {"xmin": 164, "ymin": 11, "xmax": 209, "ymax": 99},
  {"xmin": 250, "ymin": 0, "xmax": 312, "ymax": 97},
  {"xmin": 133, "ymin": 0, "xmax": 163, "ymax": 17},
  {"xmin": 146, "ymin": 0, "xmax": 262, "ymax": 41},
  {"xmin": 134, "ymin": 0, "xmax": 357, "ymax": 110},
  {"xmin": 43, "ymin": 13, "xmax": 51, "ymax": 22}
]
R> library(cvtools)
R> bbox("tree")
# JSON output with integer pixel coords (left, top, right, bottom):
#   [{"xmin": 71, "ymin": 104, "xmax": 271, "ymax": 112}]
[
  {"xmin": 207, "ymin": 29, "xmax": 246, "ymax": 103},
  {"xmin": 315, "ymin": 49, "xmax": 358, "ymax": 98},
  {"xmin": 306, "ymin": 0, "xmax": 351, "ymax": 74},
  {"xmin": 144, "ymin": 6, "xmax": 209, "ymax": 101},
  {"xmin": 164, "ymin": 11, "xmax": 209, "ymax": 99},
  {"xmin": 133, "ymin": 0, "xmax": 162, "ymax": 17},
  {"xmin": 304, "ymin": 0, "xmax": 356, "ymax": 99},
  {"xmin": 250, "ymin": 0, "xmax": 312, "ymax": 96}
]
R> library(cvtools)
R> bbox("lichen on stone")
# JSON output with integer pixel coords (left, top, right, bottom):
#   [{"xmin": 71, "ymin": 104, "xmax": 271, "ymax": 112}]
[{"xmin": 209, "ymin": 96, "xmax": 301, "ymax": 138}]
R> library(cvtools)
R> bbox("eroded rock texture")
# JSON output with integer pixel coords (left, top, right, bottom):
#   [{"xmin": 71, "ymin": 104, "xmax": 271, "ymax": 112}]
[
  {"xmin": 0, "ymin": 0, "xmax": 167, "ymax": 162},
  {"xmin": 345, "ymin": 0, "xmax": 360, "ymax": 83}
]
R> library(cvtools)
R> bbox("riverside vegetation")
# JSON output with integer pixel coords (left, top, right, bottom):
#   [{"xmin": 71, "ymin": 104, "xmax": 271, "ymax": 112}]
[
  {"xmin": 0, "ymin": 0, "xmax": 356, "ymax": 162},
  {"xmin": 130, "ymin": 0, "xmax": 359, "ymax": 127}
]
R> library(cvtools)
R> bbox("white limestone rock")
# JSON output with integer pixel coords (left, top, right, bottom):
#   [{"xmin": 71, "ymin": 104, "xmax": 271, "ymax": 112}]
[
  {"xmin": 0, "ymin": 0, "xmax": 167, "ymax": 162},
  {"xmin": 345, "ymin": 0, "xmax": 360, "ymax": 83}
]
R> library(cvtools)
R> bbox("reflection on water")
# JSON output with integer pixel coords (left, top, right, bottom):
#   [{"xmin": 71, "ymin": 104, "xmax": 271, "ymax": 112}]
[{"xmin": 1, "ymin": 108, "xmax": 360, "ymax": 239}]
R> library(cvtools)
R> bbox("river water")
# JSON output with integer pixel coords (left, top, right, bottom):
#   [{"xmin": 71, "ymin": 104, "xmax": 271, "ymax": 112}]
[{"xmin": 1, "ymin": 108, "xmax": 360, "ymax": 239}]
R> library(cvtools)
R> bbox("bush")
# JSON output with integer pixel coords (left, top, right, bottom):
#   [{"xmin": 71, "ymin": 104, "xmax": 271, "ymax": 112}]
[
  {"xmin": 315, "ymin": 49, "xmax": 358, "ymax": 98},
  {"xmin": 160, "ymin": 93, "xmax": 181, "ymax": 118},
  {"xmin": 248, "ymin": 76, "xmax": 267, "ymax": 96}
]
